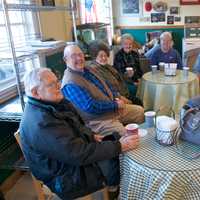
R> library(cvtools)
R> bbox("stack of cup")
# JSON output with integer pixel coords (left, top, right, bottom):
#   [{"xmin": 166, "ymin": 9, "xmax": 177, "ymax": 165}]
[
  {"xmin": 183, "ymin": 67, "xmax": 189, "ymax": 77},
  {"xmin": 144, "ymin": 111, "xmax": 156, "ymax": 128},
  {"xmin": 159, "ymin": 62, "xmax": 165, "ymax": 71},
  {"xmin": 151, "ymin": 65, "xmax": 157, "ymax": 74}
]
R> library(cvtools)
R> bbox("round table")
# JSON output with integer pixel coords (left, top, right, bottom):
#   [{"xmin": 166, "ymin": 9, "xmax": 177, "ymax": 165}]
[
  {"xmin": 120, "ymin": 128, "xmax": 200, "ymax": 200},
  {"xmin": 137, "ymin": 70, "xmax": 199, "ymax": 113}
]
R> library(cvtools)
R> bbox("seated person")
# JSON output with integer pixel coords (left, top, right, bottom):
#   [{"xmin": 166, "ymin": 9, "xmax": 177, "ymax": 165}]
[
  {"xmin": 192, "ymin": 53, "xmax": 200, "ymax": 81},
  {"xmin": 88, "ymin": 40, "xmax": 143, "ymax": 106},
  {"xmin": 113, "ymin": 33, "xmax": 143, "ymax": 96},
  {"xmin": 148, "ymin": 32, "xmax": 182, "ymax": 69},
  {"xmin": 62, "ymin": 45, "xmax": 144, "ymax": 136},
  {"xmin": 20, "ymin": 68, "xmax": 139, "ymax": 200}
]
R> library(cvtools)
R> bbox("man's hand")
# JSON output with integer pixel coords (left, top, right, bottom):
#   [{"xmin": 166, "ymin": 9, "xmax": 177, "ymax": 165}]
[
  {"xmin": 119, "ymin": 96, "xmax": 132, "ymax": 104},
  {"xmin": 94, "ymin": 134, "xmax": 104, "ymax": 142},
  {"xmin": 115, "ymin": 98, "xmax": 125, "ymax": 109},
  {"xmin": 119, "ymin": 134, "xmax": 139, "ymax": 152}
]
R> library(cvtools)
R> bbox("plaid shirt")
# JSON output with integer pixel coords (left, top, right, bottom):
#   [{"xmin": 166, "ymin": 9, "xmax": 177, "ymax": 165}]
[{"xmin": 62, "ymin": 68, "xmax": 118, "ymax": 115}]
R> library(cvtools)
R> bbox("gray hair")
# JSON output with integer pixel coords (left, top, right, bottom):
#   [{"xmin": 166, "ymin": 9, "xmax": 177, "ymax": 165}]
[
  {"xmin": 160, "ymin": 32, "xmax": 172, "ymax": 40},
  {"xmin": 63, "ymin": 44, "xmax": 79, "ymax": 59},
  {"xmin": 121, "ymin": 33, "xmax": 134, "ymax": 43},
  {"xmin": 23, "ymin": 67, "xmax": 51, "ymax": 97}
]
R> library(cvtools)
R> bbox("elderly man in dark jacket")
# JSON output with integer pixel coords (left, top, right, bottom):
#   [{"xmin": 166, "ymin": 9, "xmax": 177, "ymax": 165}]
[{"xmin": 19, "ymin": 68, "xmax": 140, "ymax": 200}]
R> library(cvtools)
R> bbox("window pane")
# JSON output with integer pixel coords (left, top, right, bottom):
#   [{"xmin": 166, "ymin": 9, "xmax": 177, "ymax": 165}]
[
  {"xmin": 9, "ymin": 11, "xmax": 23, "ymax": 24},
  {"xmin": 0, "ymin": 0, "xmax": 40, "ymax": 101}
]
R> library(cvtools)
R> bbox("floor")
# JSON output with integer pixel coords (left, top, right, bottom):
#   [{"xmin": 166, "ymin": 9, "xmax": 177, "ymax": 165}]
[{"xmin": 4, "ymin": 173, "xmax": 108, "ymax": 200}]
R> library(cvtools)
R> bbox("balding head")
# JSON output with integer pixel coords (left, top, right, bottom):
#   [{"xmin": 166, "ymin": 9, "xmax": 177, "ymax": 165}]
[
  {"xmin": 63, "ymin": 45, "xmax": 85, "ymax": 71},
  {"xmin": 160, "ymin": 32, "xmax": 173, "ymax": 52}
]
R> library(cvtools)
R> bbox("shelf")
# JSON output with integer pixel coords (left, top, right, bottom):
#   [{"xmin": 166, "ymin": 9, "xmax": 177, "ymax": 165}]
[
  {"xmin": 0, "ymin": 3, "xmax": 72, "ymax": 12},
  {"xmin": 0, "ymin": 41, "xmax": 66, "ymax": 63}
]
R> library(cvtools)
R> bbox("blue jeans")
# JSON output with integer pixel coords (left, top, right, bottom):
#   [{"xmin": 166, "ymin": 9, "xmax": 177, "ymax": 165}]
[{"xmin": 98, "ymin": 157, "xmax": 120, "ymax": 187}]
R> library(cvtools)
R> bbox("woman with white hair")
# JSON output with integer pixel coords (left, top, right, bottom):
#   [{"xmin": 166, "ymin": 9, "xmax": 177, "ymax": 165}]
[
  {"xmin": 149, "ymin": 31, "xmax": 182, "ymax": 68},
  {"xmin": 113, "ymin": 33, "xmax": 143, "ymax": 96}
]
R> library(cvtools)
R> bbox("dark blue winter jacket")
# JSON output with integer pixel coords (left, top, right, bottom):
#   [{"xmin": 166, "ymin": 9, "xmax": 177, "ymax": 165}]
[{"xmin": 19, "ymin": 97, "xmax": 121, "ymax": 199}]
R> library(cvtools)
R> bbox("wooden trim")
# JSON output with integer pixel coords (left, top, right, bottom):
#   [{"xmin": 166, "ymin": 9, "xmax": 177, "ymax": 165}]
[
  {"xmin": 115, "ymin": 25, "xmax": 184, "ymax": 29},
  {"xmin": 180, "ymin": 0, "xmax": 200, "ymax": 5}
]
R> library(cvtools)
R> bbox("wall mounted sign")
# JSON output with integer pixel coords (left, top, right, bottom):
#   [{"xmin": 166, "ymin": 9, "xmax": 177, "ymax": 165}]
[
  {"xmin": 170, "ymin": 7, "xmax": 180, "ymax": 15},
  {"xmin": 167, "ymin": 16, "xmax": 174, "ymax": 24},
  {"xmin": 151, "ymin": 13, "xmax": 165, "ymax": 23},
  {"xmin": 153, "ymin": 1, "xmax": 168, "ymax": 12},
  {"xmin": 180, "ymin": 0, "xmax": 200, "ymax": 5},
  {"xmin": 121, "ymin": 0, "xmax": 142, "ymax": 16}
]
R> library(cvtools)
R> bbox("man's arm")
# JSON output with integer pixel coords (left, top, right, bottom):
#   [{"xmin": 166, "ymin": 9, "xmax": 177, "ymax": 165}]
[
  {"xmin": 62, "ymin": 84, "xmax": 118, "ymax": 115},
  {"xmin": 35, "ymin": 121, "xmax": 121, "ymax": 166}
]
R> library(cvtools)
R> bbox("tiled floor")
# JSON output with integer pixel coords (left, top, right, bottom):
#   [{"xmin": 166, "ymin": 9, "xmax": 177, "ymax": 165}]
[{"xmin": 5, "ymin": 173, "xmax": 108, "ymax": 200}]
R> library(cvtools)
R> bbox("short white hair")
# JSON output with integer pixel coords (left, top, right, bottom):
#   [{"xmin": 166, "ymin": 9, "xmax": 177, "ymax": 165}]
[
  {"xmin": 63, "ymin": 44, "xmax": 79, "ymax": 59},
  {"xmin": 160, "ymin": 32, "xmax": 172, "ymax": 40},
  {"xmin": 121, "ymin": 33, "xmax": 134, "ymax": 43},
  {"xmin": 23, "ymin": 67, "xmax": 51, "ymax": 97}
]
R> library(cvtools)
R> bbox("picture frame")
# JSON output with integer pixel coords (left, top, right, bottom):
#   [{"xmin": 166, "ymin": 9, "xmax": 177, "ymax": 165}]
[
  {"xmin": 180, "ymin": 0, "xmax": 200, "ymax": 5},
  {"xmin": 170, "ymin": 7, "xmax": 180, "ymax": 15},
  {"xmin": 121, "ymin": 0, "xmax": 142, "ymax": 16},
  {"xmin": 41, "ymin": 0, "xmax": 55, "ymax": 6},
  {"xmin": 174, "ymin": 16, "xmax": 181, "ymax": 22},
  {"xmin": 151, "ymin": 13, "xmax": 165, "ymax": 23},
  {"xmin": 167, "ymin": 16, "xmax": 174, "ymax": 25}
]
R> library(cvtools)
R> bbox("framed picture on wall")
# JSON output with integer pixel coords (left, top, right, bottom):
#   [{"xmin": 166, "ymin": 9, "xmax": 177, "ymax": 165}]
[
  {"xmin": 41, "ymin": 0, "xmax": 55, "ymax": 6},
  {"xmin": 121, "ymin": 0, "xmax": 142, "ymax": 16},
  {"xmin": 180, "ymin": 0, "xmax": 200, "ymax": 5},
  {"xmin": 170, "ymin": 7, "xmax": 180, "ymax": 15},
  {"xmin": 151, "ymin": 13, "xmax": 165, "ymax": 23}
]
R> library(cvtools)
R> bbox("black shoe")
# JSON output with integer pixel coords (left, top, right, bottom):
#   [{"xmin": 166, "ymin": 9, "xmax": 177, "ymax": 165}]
[{"xmin": 108, "ymin": 188, "xmax": 119, "ymax": 200}]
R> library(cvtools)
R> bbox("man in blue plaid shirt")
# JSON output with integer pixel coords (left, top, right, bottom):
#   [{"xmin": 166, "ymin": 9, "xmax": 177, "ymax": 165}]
[{"xmin": 61, "ymin": 45, "xmax": 144, "ymax": 136}]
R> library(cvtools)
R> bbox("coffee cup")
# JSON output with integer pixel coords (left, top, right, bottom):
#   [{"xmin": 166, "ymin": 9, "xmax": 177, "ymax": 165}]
[
  {"xmin": 151, "ymin": 65, "xmax": 157, "ymax": 74},
  {"xmin": 183, "ymin": 67, "xmax": 189, "ymax": 77},
  {"xmin": 145, "ymin": 111, "xmax": 156, "ymax": 128},
  {"xmin": 125, "ymin": 123, "xmax": 139, "ymax": 136},
  {"xmin": 126, "ymin": 67, "xmax": 134, "ymax": 77},
  {"xmin": 159, "ymin": 62, "xmax": 165, "ymax": 71}
]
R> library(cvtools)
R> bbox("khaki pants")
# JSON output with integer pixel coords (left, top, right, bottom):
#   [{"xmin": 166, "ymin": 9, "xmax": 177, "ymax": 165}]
[{"xmin": 86, "ymin": 104, "xmax": 144, "ymax": 136}]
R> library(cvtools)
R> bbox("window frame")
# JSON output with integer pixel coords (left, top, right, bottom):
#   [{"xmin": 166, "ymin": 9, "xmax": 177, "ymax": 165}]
[{"xmin": 0, "ymin": 2, "xmax": 40, "ymax": 104}]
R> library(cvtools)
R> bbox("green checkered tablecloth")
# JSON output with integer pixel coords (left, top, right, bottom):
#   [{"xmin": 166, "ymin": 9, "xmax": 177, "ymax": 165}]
[{"xmin": 120, "ymin": 128, "xmax": 200, "ymax": 200}]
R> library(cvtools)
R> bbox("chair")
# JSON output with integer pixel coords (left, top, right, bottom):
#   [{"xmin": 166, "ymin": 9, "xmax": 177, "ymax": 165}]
[
  {"xmin": 14, "ymin": 131, "xmax": 109, "ymax": 200},
  {"xmin": 14, "ymin": 130, "xmax": 53, "ymax": 200}
]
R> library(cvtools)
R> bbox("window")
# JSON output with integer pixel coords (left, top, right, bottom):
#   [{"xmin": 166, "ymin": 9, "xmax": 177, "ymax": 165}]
[{"xmin": 0, "ymin": 0, "xmax": 40, "ymax": 103}]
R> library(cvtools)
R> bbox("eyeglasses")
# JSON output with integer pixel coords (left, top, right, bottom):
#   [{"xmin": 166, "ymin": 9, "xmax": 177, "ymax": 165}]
[
  {"xmin": 70, "ymin": 53, "xmax": 84, "ymax": 59},
  {"xmin": 45, "ymin": 80, "xmax": 60, "ymax": 89}
]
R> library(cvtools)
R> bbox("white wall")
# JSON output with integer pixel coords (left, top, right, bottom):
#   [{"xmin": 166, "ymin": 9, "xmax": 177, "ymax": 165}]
[{"xmin": 113, "ymin": 0, "xmax": 200, "ymax": 27}]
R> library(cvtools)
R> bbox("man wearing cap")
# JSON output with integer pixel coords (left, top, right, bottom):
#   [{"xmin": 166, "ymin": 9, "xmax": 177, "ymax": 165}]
[{"xmin": 62, "ymin": 45, "xmax": 144, "ymax": 136}]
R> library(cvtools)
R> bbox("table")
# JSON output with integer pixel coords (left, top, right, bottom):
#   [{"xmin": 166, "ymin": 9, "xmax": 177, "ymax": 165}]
[
  {"xmin": 120, "ymin": 128, "xmax": 200, "ymax": 200},
  {"xmin": 137, "ymin": 70, "xmax": 199, "ymax": 113}
]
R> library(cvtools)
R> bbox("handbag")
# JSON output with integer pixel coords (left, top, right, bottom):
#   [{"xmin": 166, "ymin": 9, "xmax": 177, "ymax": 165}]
[
  {"xmin": 179, "ymin": 107, "xmax": 200, "ymax": 145},
  {"xmin": 174, "ymin": 96, "xmax": 200, "ymax": 159}
]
